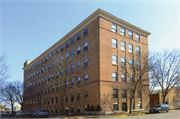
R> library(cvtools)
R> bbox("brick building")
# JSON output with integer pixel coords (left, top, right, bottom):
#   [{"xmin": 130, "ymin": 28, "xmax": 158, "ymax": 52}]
[{"xmin": 23, "ymin": 9, "xmax": 151, "ymax": 114}]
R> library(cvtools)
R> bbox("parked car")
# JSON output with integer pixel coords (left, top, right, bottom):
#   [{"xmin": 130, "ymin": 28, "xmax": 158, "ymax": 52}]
[
  {"xmin": 0, "ymin": 112, "xmax": 4, "ymax": 116},
  {"xmin": 32, "ymin": 110, "xmax": 49, "ymax": 118},
  {"xmin": 149, "ymin": 104, "xmax": 169, "ymax": 113},
  {"xmin": 15, "ymin": 111, "xmax": 26, "ymax": 117},
  {"xmin": 25, "ymin": 111, "xmax": 33, "ymax": 117},
  {"xmin": 3, "ymin": 111, "xmax": 10, "ymax": 115}
]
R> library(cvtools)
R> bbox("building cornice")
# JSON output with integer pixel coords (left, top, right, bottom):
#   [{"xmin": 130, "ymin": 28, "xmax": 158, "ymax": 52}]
[{"xmin": 23, "ymin": 8, "xmax": 151, "ymax": 70}]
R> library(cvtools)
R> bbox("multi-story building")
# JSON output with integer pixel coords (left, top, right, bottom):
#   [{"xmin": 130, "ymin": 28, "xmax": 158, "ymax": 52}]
[{"xmin": 23, "ymin": 9, "xmax": 151, "ymax": 114}]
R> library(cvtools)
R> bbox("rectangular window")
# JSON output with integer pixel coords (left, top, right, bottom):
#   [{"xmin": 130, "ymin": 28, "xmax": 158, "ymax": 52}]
[
  {"xmin": 84, "ymin": 91, "xmax": 88, "ymax": 101},
  {"xmin": 112, "ymin": 72, "xmax": 117, "ymax": 81},
  {"xmin": 66, "ymin": 41, "xmax": 69, "ymax": 48},
  {"xmin": 129, "ymin": 74, "xmax": 133, "ymax": 83},
  {"xmin": 121, "ymin": 73, "xmax": 126, "ymax": 82},
  {"xmin": 128, "ymin": 31, "xmax": 133, "ymax": 39},
  {"xmin": 66, "ymin": 81, "xmax": 69, "ymax": 88},
  {"xmin": 136, "ymin": 60, "xmax": 140, "ymax": 69},
  {"xmin": 77, "ymin": 46, "xmax": 81, "ymax": 55},
  {"xmin": 112, "ymin": 24, "xmax": 117, "ymax": 33},
  {"xmin": 84, "ymin": 42, "xmax": 88, "ymax": 51},
  {"xmin": 71, "ymin": 37, "xmax": 74, "ymax": 45},
  {"xmin": 56, "ymin": 48, "xmax": 59, "ymax": 54},
  {"xmin": 137, "ymin": 90, "xmax": 141, "ymax": 98},
  {"xmin": 65, "ymin": 95, "xmax": 68, "ymax": 102},
  {"xmin": 52, "ymin": 97, "xmax": 54, "ymax": 104},
  {"xmin": 77, "ymin": 92, "xmax": 80, "ymax": 101},
  {"xmin": 61, "ymin": 45, "xmax": 64, "ymax": 51},
  {"xmin": 113, "ymin": 104, "xmax": 118, "ymax": 111},
  {"xmin": 77, "ymin": 77, "xmax": 81, "ymax": 85},
  {"xmin": 121, "ymin": 41, "xmax": 126, "ymax": 51},
  {"xmin": 71, "ymin": 106, "xmax": 74, "ymax": 112},
  {"xmin": 84, "ymin": 58, "xmax": 88, "ymax": 67},
  {"xmin": 77, "ymin": 106, "xmax": 80, "ymax": 112},
  {"xmin": 129, "ymin": 59, "xmax": 133, "ymax": 68},
  {"xmin": 71, "ymin": 94, "xmax": 74, "ymax": 102},
  {"xmin": 71, "ymin": 50, "xmax": 74, "ymax": 58},
  {"xmin": 84, "ymin": 75, "xmax": 88, "ymax": 84},
  {"xmin": 122, "ymin": 89, "xmax": 127, "ymax": 98},
  {"xmin": 120, "ymin": 27, "xmax": 125, "ymax": 36},
  {"xmin": 71, "ymin": 64, "xmax": 74, "ymax": 72},
  {"xmin": 66, "ymin": 53, "xmax": 69, "ymax": 60},
  {"xmin": 112, "ymin": 55, "xmax": 117, "ymax": 65},
  {"xmin": 77, "ymin": 61, "xmax": 81, "ymax": 70},
  {"xmin": 71, "ymin": 79, "xmax": 74, "ymax": 86},
  {"xmin": 52, "ymin": 51, "xmax": 55, "ymax": 56},
  {"xmin": 84, "ymin": 28, "xmax": 88, "ymax": 36},
  {"xmin": 138, "ymin": 103, "xmax": 142, "ymax": 109},
  {"xmin": 136, "ymin": 34, "xmax": 140, "ymax": 41},
  {"xmin": 66, "ymin": 67, "xmax": 69, "ymax": 74},
  {"xmin": 77, "ymin": 33, "xmax": 81, "ymax": 41},
  {"xmin": 113, "ymin": 89, "xmax": 118, "ymax": 98},
  {"xmin": 136, "ymin": 46, "xmax": 140, "ymax": 55},
  {"xmin": 112, "ymin": 38, "xmax": 117, "ymax": 48},
  {"xmin": 121, "ymin": 57, "xmax": 126, "ymax": 66},
  {"xmin": 129, "ymin": 44, "xmax": 133, "ymax": 53}
]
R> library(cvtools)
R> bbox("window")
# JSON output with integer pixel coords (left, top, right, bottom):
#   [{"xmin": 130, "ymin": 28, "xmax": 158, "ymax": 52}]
[
  {"xmin": 71, "ymin": 106, "xmax": 74, "ymax": 112},
  {"xmin": 129, "ymin": 59, "xmax": 133, "ymax": 68},
  {"xmin": 45, "ymin": 56, "xmax": 47, "ymax": 61},
  {"xmin": 71, "ymin": 94, "xmax": 74, "ymax": 102},
  {"xmin": 56, "ymin": 58, "xmax": 59, "ymax": 63},
  {"xmin": 136, "ymin": 46, "xmax": 140, "ymax": 55},
  {"xmin": 52, "ymin": 74, "xmax": 54, "ymax": 79},
  {"xmin": 48, "ymin": 63, "xmax": 51, "ymax": 70},
  {"xmin": 113, "ymin": 89, "xmax": 118, "ymax": 98},
  {"xmin": 84, "ymin": 75, "xmax": 88, "ymax": 83},
  {"xmin": 121, "ymin": 57, "xmax": 126, "ymax": 66},
  {"xmin": 66, "ymin": 53, "xmax": 69, "ymax": 60},
  {"xmin": 77, "ymin": 61, "xmax": 81, "ymax": 70},
  {"xmin": 71, "ymin": 79, "xmax": 74, "ymax": 86},
  {"xmin": 112, "ymin": 38, "xmax": 117, "ymax": 48},
  {"xmin": 48, "ymin": 75, "xmax": 51, "ymax": 81},
  {"xmin": 42, "ymin": 58, "xmax": 44, "ymax": 63},
  {"xmin": 77, "ymin": 106, "xmax": 80, "ymax": 112},
  {"xmin": 137, "ymin": 90, "xmax": 141, "ymax": 98},
  {"xmin": 71, "ymin": 50, "xmax": 74, "ymax": 58},
  {"xmin": 66, "ymin": 41, "xmax": 69, "ymax": 48},
  {"xmin": 112, "ymin": 24, "xmax": 117, "ymax": 33},
  {"xmin": 112, "ymin": 55, "xmax": 117, "ymax": 65},
  {"xmin": 56, "ymin": 71, "xmax": 59, "ymax": 78},
  {"xmin": 121, "ymin": 41, "xmax": 126, "ymax": 51},
  {"xmin": 84, "ymin": 42, "xmax": 88, "ymax": 51},
  {"xmin": 66, "ymin": 67, "xmax": 69, "ymax": 74},
  {"xmin": 66, "ymin": 81, "xmax": 69, "ymax": 88},
  {"xmin": 120, "ymin": 27, "xmax": 125, "ymax": 36},
  {"xmin": 39, "ymin": 61, "xmax": 41, "ymax": 65},
  {"xmin": 61, "ymin": 45, "xmax": 64, "ymax": 51},
  {"xmin": 71, "ymin": 64, "xmax": 74, "ymax": 72},
  {"xmin": 70, "ymin": 38, "xmax": 74, "ymax": 45},
  {"xmin": 130, "ymin": 89, "xmax": 134, "ymax": 98},
  {"xmin": 77, "ymin": 33, "xmax": 81, "ymax": 41},
  {"xmin": 128, "ymin": 31, "xmax": 133, "ymax": 39},
  {"xmin": 122, "ymin": 89, "xmax": 127, "ymax": 98},
  {"xmin": 84, "ymin": 58, "xmax": 88, "ymax": 67},
  {"xmin": 61, "ymin": 56, "xmax": 63, "ymax": 61},
  {"xmin": 113, "ymin": 104, "xmax": 118, "ymax": 111},
  {"xmin": 52, "ymin": 85, "xmax": 54, "ymax": 92},
  {"xmin": 56, "ymin": 48, "xmax": 59, "ymax": 54},
  {"xmin": 112, "ymin": 72, "xmax": 117, "ymax": 81},
  {"xmin": 121, "ymin": 73, "xmax": 126, "ymax": 82},
  {"xmin": 137, "ymin": 75, "xmax": 140, "ymax": 83},
  {"xmin": 129, "ymin": 74, "xmax": 133, "ymax": 83},
  {"xmin": 129, "ymin": 44, "xmax": 133, "ymax": 53},
  {"xmin": 84, "ymin": 91, "xmax": 88, "ymax": 101},
  {"xmin": 52, "ymin": 61, "xmax": 55, "ymax": 67},
  {"xmin": 52, "ymin": 51, "xmax": 55, "ymax": 56},
  {"xmin": 77, "ymin": 46, "xmax": 81, "ymax": 55},
  {"xmin": 136, "ymin": 60, "xmax": 140, "ymax": 69},
  {"xmin": 42, "ymin": 67, "xmax": 44, "ymax": 73},
  {"xmin": 49, "ymin": 54, "xmax": 51, "ymax": 58},
  {"xmin": 138, "ymin": 102, "xmax": 142, "ymax": 109},
  {"xmin": 78, "ymin": 77, "xmax": 81, "ymax": 85},
  {"xmin": 77, "ymin": 92, "xmax": 80, "ymax": 101},
  {"xmin": 65, "ymin": 95, "xmax": 68, "ymax": 102},
  {"xmin": 60, "ymin": 83, "xmax": 63, "ymax": 89},
  {"xmin": 51, "ymin": 97, "xmax": 54, "ymax": 104},
  {"xmin": 136, "ymin": 34, "xmax": 140, "ymax": 41},
  {"xmin": 61, "ymin": 69, "xmax": 63, "ymax": 76},
  {"xmin": 84, "ymin": 28, "xmax": 88, "ymax": 36},
  {"xmin": 56, "ymin": 97, "xmax": 58, "ymax": 103},
  {"xmin": 45, "ymin": 66, "xmax": 47, "ymax": 71}
]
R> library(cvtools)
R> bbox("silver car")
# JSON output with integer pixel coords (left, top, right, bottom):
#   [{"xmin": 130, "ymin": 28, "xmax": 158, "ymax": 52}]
[
  {"xmin": 15, "ymin": 111, "xmax": 26, "ymax": 117},
  {"xmin": 32, "ymin": 109, "xmax": 49, "ymax": 118}
]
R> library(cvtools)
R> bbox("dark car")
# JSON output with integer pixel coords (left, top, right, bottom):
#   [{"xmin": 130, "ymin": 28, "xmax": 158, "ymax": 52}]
[
  {"xmin": 149, "ymin": 104, "xmax": 169, "ymax": 113},
  {"xmin": 25, "ymin": 111, "xmax": 33, "ymax": 117},
  {"xmin": 32, "ymin": 110, "xmax": 49, "ymax": 118}
]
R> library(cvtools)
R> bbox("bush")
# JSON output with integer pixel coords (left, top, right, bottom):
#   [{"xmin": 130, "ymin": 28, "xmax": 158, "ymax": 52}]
[
  {"xmin": 91, "ymin": 105, "xmax": 95, "ymax": 111},
  {"xmin": 87, "ymin": 104, "xmax": 90, "ymax": 111},
  {"xmin": 96, "ymin": 104, "xmax": 102, "ymax": 111}
]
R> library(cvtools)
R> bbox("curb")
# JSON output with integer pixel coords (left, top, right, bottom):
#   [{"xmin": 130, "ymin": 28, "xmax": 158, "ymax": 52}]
[
  {"xmin": 62, "ymin": 116, "xmax": 82, "ymax": 118},
  {"xmin": 118, "ymin": 112, "xmax": 145, "ymax": 117}
]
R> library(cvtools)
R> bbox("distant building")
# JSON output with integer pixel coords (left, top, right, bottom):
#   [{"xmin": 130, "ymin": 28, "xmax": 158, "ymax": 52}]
[
  {"xmin": 23, "ymin": 9, "xmax": 150, "ymax": 114},
  {"xmin": 150, "ymin": 87, "xmax": 180, "ymax": 109}
]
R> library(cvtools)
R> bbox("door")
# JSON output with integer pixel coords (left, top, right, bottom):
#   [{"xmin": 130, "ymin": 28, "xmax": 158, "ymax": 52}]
[{"xmin": 122, "ymin": 103, "xmax": 127, "ymax": 111}]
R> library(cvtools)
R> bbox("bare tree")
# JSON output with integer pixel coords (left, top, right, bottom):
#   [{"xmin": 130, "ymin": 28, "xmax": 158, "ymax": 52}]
[
  {"xmin": 14, "ymin": 80, "xmax": 23, "ymax": 110},
  {"xmin": 119, "ymin": 51, "xmax": 153, "ymax": 114},
  {"xmin": 151, "ymin": 49, "xmax": 180, "ymax": 104},
  {"xmin": 0, "ymin": 54, "xmax": 10, "ymax": 84},
  {"xmin": 1, "ymin": 82, "xmax": 16, "ymax": 113}
]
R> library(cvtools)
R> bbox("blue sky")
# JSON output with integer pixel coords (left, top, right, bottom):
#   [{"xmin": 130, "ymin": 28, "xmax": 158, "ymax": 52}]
[{"xmin": 1, "ymin": 0, "xmax": 179, "ymax": 82}]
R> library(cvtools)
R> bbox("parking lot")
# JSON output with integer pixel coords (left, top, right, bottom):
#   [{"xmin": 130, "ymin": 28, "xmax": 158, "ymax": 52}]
[{"xmin": 1, "ymin": 110, "xmax": 180, "ymax": 118}]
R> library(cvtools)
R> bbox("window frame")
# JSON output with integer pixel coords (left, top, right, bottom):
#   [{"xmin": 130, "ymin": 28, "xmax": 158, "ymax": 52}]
[{"xmin": 112, "ymin": 24, "xmax": 117, "ymax": 33}]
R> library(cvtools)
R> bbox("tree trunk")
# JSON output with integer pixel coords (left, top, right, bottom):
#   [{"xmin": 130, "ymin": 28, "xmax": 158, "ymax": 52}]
[
  {"xmin": 11, "ymin": 103, "xmax": 14, "ymax": 113},
  {"xmin": 129, "ymin": 98, "xmax": 132, "ymax": 114},
  {"xmin": 149, "ymin": 94, "xmax": 151, "ymax": 108}
]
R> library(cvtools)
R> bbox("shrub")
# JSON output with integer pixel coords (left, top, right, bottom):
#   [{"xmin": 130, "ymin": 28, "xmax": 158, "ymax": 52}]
[
  {"xmin": 91, "ymin": 105, "xmax": 95, "ymax": 111},
  {"xmin": 96, "ymin": 104, "xmax": 102, "ymax": 111},
  {"xmin": 87, "ymin": 104, "xmax": 90, "ymax": 111}
]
